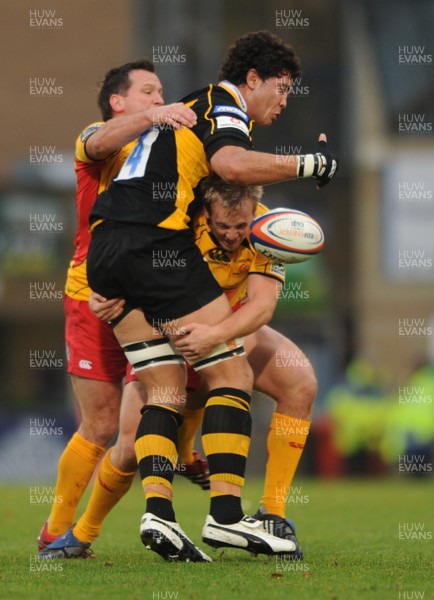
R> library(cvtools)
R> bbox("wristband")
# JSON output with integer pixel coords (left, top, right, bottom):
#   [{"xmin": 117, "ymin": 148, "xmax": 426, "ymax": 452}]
[{"xmin": 296, "ymin": 154, "xmax": 319, "ymax": 178}]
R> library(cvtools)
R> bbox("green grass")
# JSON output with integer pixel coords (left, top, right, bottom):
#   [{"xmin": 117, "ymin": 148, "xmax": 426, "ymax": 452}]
[{"xmin": 1, "ymin": 477, "xmax": 433, "ymax": 600}]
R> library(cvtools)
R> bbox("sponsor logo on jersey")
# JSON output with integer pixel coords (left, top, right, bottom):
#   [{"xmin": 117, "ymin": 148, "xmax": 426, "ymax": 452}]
[
  {"xmin": 237, "ymin": 262, "xmax": 250, "ymax": 273},
  {"xmin": 271, "ymin": 263, "xmax": 286, "ymax": 278},
  {"xmin": 79, "ymin": 359, "xmax": 93, "ymax": 370},
  {"xmin": 81, "ymin": 124, "xmax": 101, "ymax": 143},
  {"xmin": 213, "ymin": 105, "xmax": 249, "ymax": 122},
  {"xmin": 215, "ymin": 116, "xmax": 250, "ymax": 137},
  {"xmin": 208, "ymin": 248, "xmax": 231, "ymax": 263}
]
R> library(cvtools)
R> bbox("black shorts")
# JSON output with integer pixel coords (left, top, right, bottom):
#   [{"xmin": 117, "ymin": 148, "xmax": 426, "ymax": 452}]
[{"xmin": 87, "ymin": 221, "xmax": 223, "ymax": 322}]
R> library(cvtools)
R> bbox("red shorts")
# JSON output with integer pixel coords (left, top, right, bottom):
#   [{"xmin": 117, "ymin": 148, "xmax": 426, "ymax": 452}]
[
  {"xmin": 125, "ymin": 363, "xmax": 201, "ymax": 392},
  {"xmin": 65, "ymin": 295, "xmax": 128, "ymax": 382}
]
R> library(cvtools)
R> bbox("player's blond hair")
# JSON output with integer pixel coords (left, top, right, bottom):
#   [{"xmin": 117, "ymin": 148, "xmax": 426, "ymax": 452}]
[{"xmin": 202, "ymin": 174, "xmax": 263, "ymax": 214}]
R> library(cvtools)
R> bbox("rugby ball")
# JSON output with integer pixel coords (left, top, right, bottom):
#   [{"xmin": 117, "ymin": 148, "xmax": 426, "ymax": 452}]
[{"xmin": 250, "ymin": 208, "xmax": 324, "ymax": 263}]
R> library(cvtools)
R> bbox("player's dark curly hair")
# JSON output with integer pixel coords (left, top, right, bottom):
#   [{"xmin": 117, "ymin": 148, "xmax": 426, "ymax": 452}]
[
  {"xmin": 97, "ymin": 58, "xmax": 155, "ymax": 121},
  {"xmin": 218, "ymin": 31, "xmax": 301, "ymax": 84}
]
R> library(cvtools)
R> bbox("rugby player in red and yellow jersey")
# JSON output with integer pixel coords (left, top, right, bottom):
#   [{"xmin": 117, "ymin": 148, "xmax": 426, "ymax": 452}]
[
  {"xmin": 37, "ymin": 59, "xmax": 198, "ymax": 551},
  {"xmin": 41, "ymin": 175, "xmax": 316, "ymax": 560}
]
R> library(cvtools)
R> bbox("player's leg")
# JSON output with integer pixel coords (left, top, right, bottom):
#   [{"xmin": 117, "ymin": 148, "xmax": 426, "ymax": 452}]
[
  {"xmin": 38, "ymin": 298, "xmax": 125, "ymax": 548},
  {"xmin": 38, "ymin": 377, "xmax": 123, "ymax": 551},
  {"xmin": 39, "ymin": 377, "xmax": 146, "ymax": 558},
  {"xmin": 246, "ymin": 325, "xmax": 317, "ymax": 557},
  {"xmin": 85, "ymin": 224, "xmax": 295, "ymax": 558},
  {"xmin": 176, "ymin": 371, "xmax": 209, "ymax": 489},
  {"xmin": 111, "ymin": 308, "xmax": 212, "ymax": 562},
  {"xmin": 71, "ymin": 379, "xmax": 145, "ymax": 548},
  {"xmin": 41, "ymin": 373, "xmax": 212, "ymax": 558},
  {"xmin": 173, "ymin": 295, "xmax": 252, "ymax": 513},
  {"xmin": 172, "ymin": 300, "xmax": 298, "ymax": 556}
]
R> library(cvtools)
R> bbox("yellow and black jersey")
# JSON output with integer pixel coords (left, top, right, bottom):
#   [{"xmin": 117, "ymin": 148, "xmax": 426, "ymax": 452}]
[
  {"xmin": 89, "ymin": 81, "xmax": 254, "ymax": 231},
  {"xmin": 194, "ymin": 203, "xmax": 286, "ymax": 310}
]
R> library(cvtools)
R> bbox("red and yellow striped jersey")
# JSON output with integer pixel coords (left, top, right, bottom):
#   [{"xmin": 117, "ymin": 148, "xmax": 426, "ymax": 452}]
[{"xmin": 65, "ymin": 122, "xmax": 137, "ymax": 301}]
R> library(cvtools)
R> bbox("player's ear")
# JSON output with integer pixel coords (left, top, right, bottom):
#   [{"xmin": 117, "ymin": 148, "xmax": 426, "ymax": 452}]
[
  {"xmin": 110, "ymin": 93, "xmax": 124, "ymax": 116},
  {"xmin": 245, "ymin": 69, "xmax": 261, "ymax": 90}
]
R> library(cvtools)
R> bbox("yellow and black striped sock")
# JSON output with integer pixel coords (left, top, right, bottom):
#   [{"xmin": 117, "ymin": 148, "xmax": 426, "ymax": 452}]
[
  {"xmin": 135, "ymin": 404, "xmax": 182, "ymax": 522},
  {"xmin": 202, "ymin": 387, "xmax": 251, "ymax": 524}
]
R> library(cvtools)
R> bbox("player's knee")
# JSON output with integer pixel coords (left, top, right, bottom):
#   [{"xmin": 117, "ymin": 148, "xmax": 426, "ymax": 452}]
[
  {"xmin": 77, "ymin": 428, "xmax": 114, "ymax": 448},
  {"xmin": 111, "ymin": 438, "xmax": 137, "ymax": 472},
  {"xmin": 300, "ymin": 367, "xmax": 318, "ymax": 410},
  {"xmin": 264, "ymin": 362, "xmax": 317, "ymax": 415},
  {"xmin": 78, "ymin": 412, "xmax": 119, "ymax": 447},
  {"xmin": 192, "ymin": 338, "xmax": 253, "ymax": 390}
]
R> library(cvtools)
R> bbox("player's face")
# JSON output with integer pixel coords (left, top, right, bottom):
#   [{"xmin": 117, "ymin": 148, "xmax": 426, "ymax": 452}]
[
  {"xmin": 206, "ymin": 200, "xmax": 256, "ymax": 252},
  {"xmin": 121, "ymin": 69, "xmax": 164, "ymax": 114},
  {"xmin": 249, "ymin": 74, "xmax": 292, "ymax": 127}
]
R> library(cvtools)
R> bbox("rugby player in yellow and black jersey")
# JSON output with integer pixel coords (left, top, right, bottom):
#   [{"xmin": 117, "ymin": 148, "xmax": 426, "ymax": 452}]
[
  {"xmin": 87, "ymin": 80, "xmax": 255, "ymax": 322},
  {"xmin": 195, "ymin": 199, "xmax": 284, "ymax": 311},
  {"xmin": 83, "ymin": 174, "xmax": 311, "ymax": 559},
  {"xmin": 89, "ymin": 81, "xmax": 254, "ymax": 233},
  {"xmin": 86, "ymin": 31, "xmax": 335, "ymax": 562}
]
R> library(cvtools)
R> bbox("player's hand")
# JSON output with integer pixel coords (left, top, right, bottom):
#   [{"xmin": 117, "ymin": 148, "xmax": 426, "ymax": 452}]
[
  {"xmin": 153, "ymin": 102, "xmax": 197, "ymax": 130},
  {"xmin": 174, "ymin": 323, "xmax": 221, "ymax": 360},
  {"xmin": 88, "ymin": 292, "xmax": 125, "ymax": 323},
  {"xmin": 314, "ymin": 133, "xmax": 338, "ymax": 189}
]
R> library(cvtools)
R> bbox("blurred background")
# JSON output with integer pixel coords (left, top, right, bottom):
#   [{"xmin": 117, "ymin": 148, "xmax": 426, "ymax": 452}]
[{"xmin": 0, "ymin": 0, "xmax": 433, "ymax": 481}]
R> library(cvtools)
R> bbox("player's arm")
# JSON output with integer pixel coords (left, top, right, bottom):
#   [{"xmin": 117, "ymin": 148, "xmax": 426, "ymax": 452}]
[
  {"xmin": 174, "ymin": 274, "xmax": 281, "ymax": 359},
  {"xmin": 211, "ymin": 133, "xmax": 337, "ymax": 189},
  {"xmin": 86, "ymin": 103, "xmax": 197, "ymax": 160},
  {"xmin": 213, "ymin": 274, "xmax": 281, "ymax": 340}
]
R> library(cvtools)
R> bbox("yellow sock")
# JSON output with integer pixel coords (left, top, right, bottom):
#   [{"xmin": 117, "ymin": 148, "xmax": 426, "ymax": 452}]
[
  {"xmin": 260, "ymin": 413, "xmax": 310, "ymax": 518},
  {"xmin": 177, "ymin": 408, "xmax": 204, "ymax": 464},
  {"xmin": 73, "ymin": 449, "xmax": 136, "ymax": 544},
  {"xmin": 48, "ymin": 432, "xmax": 105, "ymax": 536}
]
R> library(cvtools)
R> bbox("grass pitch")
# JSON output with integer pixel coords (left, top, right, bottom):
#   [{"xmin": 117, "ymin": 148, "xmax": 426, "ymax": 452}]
[{"xmin": 1, "ymin": 477, "xmax": 432, "ymax": 600}]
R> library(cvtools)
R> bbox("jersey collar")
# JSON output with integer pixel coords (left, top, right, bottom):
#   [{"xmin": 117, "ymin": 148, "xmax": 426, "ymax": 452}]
[{"xmin": 218, "ymin": 80, "xmax": 248, "ymax": 112}]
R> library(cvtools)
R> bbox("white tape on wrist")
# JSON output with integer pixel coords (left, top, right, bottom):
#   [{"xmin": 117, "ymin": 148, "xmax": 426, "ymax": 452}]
[{"xmin": 297, "ymin": 154, "xmax": 316, "ymax": 178}]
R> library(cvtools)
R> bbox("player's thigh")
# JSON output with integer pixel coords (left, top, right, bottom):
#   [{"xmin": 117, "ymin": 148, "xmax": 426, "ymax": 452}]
[
  {"xmin": 114, "ymin": 308, "xmax": 187, "ymax": 406},
  {"xmin": 170, "ymin": 296, "xmax": 252, "ymax": 391},
  {"xmin": 112, "ymin": 307, "xmax": 159, "ymax": 344},
  {"xmin": 245, "ymin": 326, "xmax": 313, "ymax": 397}
]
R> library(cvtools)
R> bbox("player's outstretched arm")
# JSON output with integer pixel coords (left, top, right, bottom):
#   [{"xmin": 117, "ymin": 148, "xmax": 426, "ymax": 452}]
[
  {"xmin": 210, "ymin": 133, "xmax": 338, "ymax": 189},
  {"xmin": 86, "ymin": 102, "xmax": 197, "ymax": 160}
]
